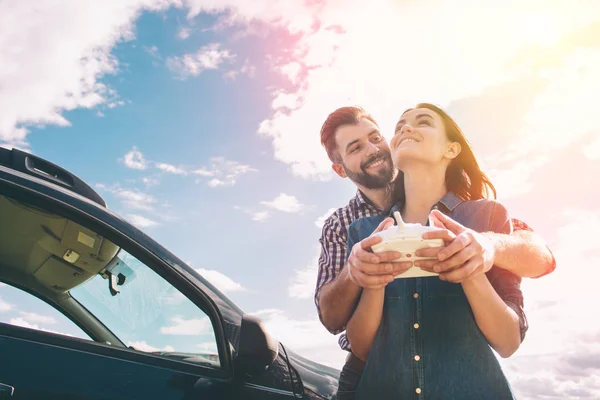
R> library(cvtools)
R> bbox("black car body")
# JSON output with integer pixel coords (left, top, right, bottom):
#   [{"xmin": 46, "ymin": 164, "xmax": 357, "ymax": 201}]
[{"xmin": 0, "ymin": 148, "xmax": 340, "ymax": 399}]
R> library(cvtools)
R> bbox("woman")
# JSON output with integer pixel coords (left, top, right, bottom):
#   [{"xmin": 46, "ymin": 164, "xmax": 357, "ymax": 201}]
[{"xmin": 343, "ymin": 103, "xmax": 525, "ymax": 399}]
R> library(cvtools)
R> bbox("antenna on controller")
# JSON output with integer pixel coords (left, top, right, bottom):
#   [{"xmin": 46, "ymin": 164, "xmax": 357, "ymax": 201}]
[{"xmin": 393, "ymin": 211, "xmax": 405, "ymax": 228}]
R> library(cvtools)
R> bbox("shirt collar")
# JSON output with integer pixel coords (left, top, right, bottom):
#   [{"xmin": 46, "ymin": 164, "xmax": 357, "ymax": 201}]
[
  {"xmin": 437, "ymin": 191, "xmax": 463, "ymax": 212},
  {"xmin": 354, "ymin": 190, "xmax": 380, "ymax": 211}
]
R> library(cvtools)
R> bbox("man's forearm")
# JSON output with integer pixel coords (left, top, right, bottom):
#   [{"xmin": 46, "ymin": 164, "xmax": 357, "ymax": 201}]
[
  {"xmin": 485, "ymin": 230, "xmax": 555, "ymax": 278},
  {"xmin": 318, "ymin": 265, "xmax": 362, "ymax": 333}
]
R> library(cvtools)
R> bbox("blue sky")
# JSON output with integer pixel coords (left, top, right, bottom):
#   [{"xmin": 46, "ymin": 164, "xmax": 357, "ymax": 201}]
[{"xmin": 2, "ymin": 1, "xmax": 600, "ymax": 398}]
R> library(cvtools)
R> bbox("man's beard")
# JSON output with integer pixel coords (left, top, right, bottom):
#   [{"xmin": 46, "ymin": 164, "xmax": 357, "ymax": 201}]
[{"xmin": 343, "ymin": 152, "xmax": 395, "ymax": 189}]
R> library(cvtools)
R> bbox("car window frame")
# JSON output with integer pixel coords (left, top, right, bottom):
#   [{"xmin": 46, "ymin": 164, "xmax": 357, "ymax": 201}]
[
  {"xmin": 0, "ymin": 176, "xmax": 235, "ymax": 377},
  {"xmin": 0, "ymin": 320, "xmax": 231, "ymax": 380}
]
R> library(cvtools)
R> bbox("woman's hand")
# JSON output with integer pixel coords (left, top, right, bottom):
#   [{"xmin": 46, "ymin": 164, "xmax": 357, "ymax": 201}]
[
  {"xmin": 414, "ymin": 210, "xmax": 495, "ymax": 283},
  {"xmin": 347, "ymin": 217, "xmax": 413, "ymax": 289}
]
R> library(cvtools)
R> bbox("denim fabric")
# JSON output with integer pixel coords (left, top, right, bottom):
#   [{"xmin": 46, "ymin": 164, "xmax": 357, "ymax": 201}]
[
  {"xmin": 346, "ymin": 192, "xmax": 523, "ymax": 400},
  {"xmin": 336, "ymin": 353, "xmax": 365, "ymax": 400}
]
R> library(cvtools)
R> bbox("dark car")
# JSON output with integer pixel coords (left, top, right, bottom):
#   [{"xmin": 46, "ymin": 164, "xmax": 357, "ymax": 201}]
[{"xmin": 0, "ymin": 147, "xmax": 340, "ymax": 399}]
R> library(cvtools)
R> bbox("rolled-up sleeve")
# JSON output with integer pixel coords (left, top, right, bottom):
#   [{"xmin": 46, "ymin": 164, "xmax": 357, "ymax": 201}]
[
  {"xmin": 486, "ymin": 202, "xmax": 528, "ymax": 341},
  {"xmin": 487, "ymin": 268, "xmax": 529, "ymax": 342}
]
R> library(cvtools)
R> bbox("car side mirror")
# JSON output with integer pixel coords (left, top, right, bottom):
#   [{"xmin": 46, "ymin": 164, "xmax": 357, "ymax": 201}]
[{"xmin": 234, "ymin": 314, "xmax": 279, "ymax": 376}]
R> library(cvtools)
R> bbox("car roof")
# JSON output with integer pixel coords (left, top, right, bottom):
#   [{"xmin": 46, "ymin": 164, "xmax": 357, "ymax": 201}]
[
  {"xmin": 0, "ymin": 147, "xmax": 106, "ymax": 207},
  {"xmin": 0, "ymin": 148, "xmax": 244, "ymax": 346}
]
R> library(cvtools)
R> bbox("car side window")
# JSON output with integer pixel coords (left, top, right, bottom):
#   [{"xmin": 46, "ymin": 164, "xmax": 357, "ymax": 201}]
[
  {"xmin": 70, "ymin": 249, "xmax": 221, "ymax": 368},
  {"xmin": 0, "ymin": 282, "xmax": 92, "ymax": 340}
]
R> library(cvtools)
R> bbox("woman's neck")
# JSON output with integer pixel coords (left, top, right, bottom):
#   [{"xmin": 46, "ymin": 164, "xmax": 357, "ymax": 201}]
[{"xmin": 402, "ymin": 164, "xmax": 448, "ymax": 225}]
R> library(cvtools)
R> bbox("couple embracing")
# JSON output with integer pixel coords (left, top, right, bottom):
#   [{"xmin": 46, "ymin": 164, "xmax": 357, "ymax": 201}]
[{"xmin": 314, "ymin": 103, "xmax": 556, "ymax": 399}]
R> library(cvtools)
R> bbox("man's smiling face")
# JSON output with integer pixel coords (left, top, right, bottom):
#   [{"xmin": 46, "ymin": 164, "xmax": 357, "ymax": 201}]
[{"xmin": 332, "ymin": 118, "xmax": 394, "ymax": 189}]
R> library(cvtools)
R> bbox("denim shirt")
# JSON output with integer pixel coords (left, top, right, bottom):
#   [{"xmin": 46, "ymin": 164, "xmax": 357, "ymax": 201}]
[{"xmin": 346, "ymin": 192, "xmax": 526, "ymax": 400}]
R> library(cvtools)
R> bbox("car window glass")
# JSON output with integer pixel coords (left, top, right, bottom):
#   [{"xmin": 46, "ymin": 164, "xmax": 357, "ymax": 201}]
[
  {"xmin": 0, "ymin": 282, "xmax": 92, "ymax": 341},
  {"xmin": 70, "ymin": 249, "xmax": 220, "ymax": 368}
]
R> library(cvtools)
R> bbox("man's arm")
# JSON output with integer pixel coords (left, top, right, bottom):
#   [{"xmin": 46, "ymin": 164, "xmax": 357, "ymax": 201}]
[
  {"xmin": 316, "ymin": 217, "xmax": 409, "ymax": 333},
  {"xmin": 483, "ymin": 226, "xmax": 556, "ymax": 278},
  {"xmin": 417, "ymin": 212, "xmax": 556, "ymax": 282},
  {"xmin": 317, "ymin": 265, "xmax": 362, "ymax": 334}
]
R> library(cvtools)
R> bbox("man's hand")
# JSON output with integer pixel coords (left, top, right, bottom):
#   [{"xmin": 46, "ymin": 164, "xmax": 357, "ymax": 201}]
[
  {"xmin": 414, "ymin": 210, "xmax": 495, "ymax": 283},
  {"xmin": 347, "ymin": 217, "xmax": 413, "ymax": 289}
]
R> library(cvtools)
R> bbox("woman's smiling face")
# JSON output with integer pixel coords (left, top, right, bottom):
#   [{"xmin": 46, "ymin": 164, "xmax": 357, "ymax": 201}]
[{"xmin": 390, "ymin": 107, "xmax": 459, "ymax": 170}]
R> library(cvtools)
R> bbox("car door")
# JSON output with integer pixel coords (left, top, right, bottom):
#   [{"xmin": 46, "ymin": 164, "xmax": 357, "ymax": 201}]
[
  {"xmin": 0, "ymin": 248, "xmax": 235, "ymax": 399},
  {"xmin": 0, "ymin": 176, "xmax": 299, "ymax": 399}
]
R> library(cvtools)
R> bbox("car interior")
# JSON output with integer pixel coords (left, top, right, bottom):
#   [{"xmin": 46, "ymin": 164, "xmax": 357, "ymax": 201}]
[{"xmin": 0, "ymin": 192, "xmax": 127, "ymax": 346}]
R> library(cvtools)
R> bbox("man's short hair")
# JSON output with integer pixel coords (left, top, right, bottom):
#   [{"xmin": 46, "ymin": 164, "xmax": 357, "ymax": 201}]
[{"xmin": 320, "ymin": 106, "xmax": 379, "ymax": 163}]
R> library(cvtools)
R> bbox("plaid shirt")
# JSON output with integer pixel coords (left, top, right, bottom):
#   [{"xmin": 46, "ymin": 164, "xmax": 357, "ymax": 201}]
[{"xmin": 315, "ymin": 190, "xmax": 545, "ymax": 352}]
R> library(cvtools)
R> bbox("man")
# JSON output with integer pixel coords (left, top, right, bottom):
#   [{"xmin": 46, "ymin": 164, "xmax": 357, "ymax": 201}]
[{"xmin": 314, "ymin": 106, "xmax": 556, "ymax": 397}]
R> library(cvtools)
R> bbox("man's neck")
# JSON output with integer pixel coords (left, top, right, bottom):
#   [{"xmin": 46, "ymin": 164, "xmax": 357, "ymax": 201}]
[
  {"xmin": 357, "ymin": 185, "xmax": 394, "ymax": 212},
  {"xmin": 402, "ymin": 164, "xmax": 448, "ymax": 224}
]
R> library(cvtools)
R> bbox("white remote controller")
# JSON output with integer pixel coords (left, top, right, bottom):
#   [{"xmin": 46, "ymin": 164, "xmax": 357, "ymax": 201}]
[{"xmin": 370, "ymin": 211, "xmax": 445, "ymax": 279}]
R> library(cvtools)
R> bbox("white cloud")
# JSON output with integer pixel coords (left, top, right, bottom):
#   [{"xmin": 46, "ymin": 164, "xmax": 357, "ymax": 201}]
[
  {"xmin": 315, "ymin": 208, "xmax": 336, "ymax": 229},
  {"xmin": 261, "ymin": 193, "xmax": 304, "ymax": 213},
  {"xmin": 160, "ymin": 316, "xmax": 212, "ymax": 335},
  {"xmin": 223, "ymin": 59, "xmax": 256, "ymax": 81},
  {"xmin": 193, "ymin": 157, "xmax": 257, "ymax": 187},
  {"xmin": 128, "ymin": 340, "xmax": 174, "ymax": 353},
  {"xmin": 166, "ymin": 42, "xmax": 235, "ymax": 79},
  {"xmin": 0, "ymin": 282, "xmax": 6, "ymax": 287},
  {"xmin": 18, "ymin": 312, "xmax": 57, "ymax": 325},
  {"xmin": 280, "ymin": 61, "xmax": 302, "ymax": 84},
  {"xmin": 0, "ymin": 0, "xmax": 174, "ymax": 147},
  {"xmin": 197, "ymin": 341, "xmax": 218, "ymax": 354},
  {"xmin": 181, "ymin": 0, "xmax": 318, "ymax": 34},
  {"xmin": 195, "ymin": 268, "xmax": 246, "ymax": 294},
  {"xmin": 497, "ymin": 209, "xmax": 600, "ymax": 399},
  {"xmin": 156, "ymin": 162, "xmax": 188, "ymax": 175},
  {"xmin": 488, "ymin": 48, "xmax": 600, "ymax": 198},
  {"xmin": 123, "ymin": 146, "xmax": 148, "ymax": 170},
  {"xmin": 192, "ymin": 168, "xmax": 213, "ymax": 177},
  {"xmin": 251, "ymin": 1, "xmax": 600, "ymax": 180},
  {"xmin": 240, "ymin": 59, "xmax": 256, "ymax": 78},
  {"xmin": 0, "ymin": 297, "xmax": 13, "ymax": 312},
  {"xmin": 8, "ymin": 318, "xmax": 72, "ymax": 337},
  {"xmin": 251, "ymin": 211, "xmax": 270, "ymax": 222},
  {"xmin": 288, "ymin": 249, "xmax": 319, "ymax": 299},
  {"xmin": 208, "ymin": 178, "xmax": 225, "ymax": 187},
  {"xmin": 143, "ymin": 45, "xmax": 161, "ymax": 60},
  {"xmin": 582, "ymin": 134, "xmax": 600, "ymax": 160},
  {"xmin": 177, "ymin": 27, "xmax": 191, "ymax": 39},
  {"xmin": 96, "ymin": 184, "xmax": 156, "ymax": 211},
  {"xmin": 119, "ymin": 150, "xmax": 254, "ymax": 187},
  {"xmin": 233, "ymin": 206, "xmax": 270, "ymax": 222},
  {"xmin": 126, "ymin": 214, "xmax": 159, "ymax": 228},
  {"xmin": 271, "ymin": 90, "xmax": 301, "ymax": 111},
  {"xmin": 142, "ymin": 176, "xmax": 160, "ymax": 187}
]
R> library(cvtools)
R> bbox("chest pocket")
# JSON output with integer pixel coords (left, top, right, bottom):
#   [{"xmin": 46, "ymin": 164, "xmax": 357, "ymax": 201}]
[{"xmin": 425, "ymin": 277, "xmax": 465, "ymax": 298}]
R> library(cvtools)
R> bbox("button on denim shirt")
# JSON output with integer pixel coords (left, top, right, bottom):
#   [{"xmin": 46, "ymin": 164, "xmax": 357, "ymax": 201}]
[{"xmin": 345, "ymin": 192, "xmax": 527, "ymax": 400}]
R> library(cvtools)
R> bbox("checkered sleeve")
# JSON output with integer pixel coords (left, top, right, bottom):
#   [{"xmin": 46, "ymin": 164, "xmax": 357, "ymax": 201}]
[
  {"xmin": 511, "ymin": 218, "xmax": 532, "ymax": 232},
  {"xmin": 314, "ymin": 212, "xmax": 348, "ymax": 334}
]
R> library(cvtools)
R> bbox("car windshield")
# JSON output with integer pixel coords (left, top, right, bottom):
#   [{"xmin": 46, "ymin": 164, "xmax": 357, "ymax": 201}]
[{"xmin": 70, "ymin": 249, "xmax": 220, "ymax": 367}]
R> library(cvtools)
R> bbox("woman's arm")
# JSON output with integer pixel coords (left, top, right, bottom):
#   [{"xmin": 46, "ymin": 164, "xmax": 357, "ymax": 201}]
[
  {"xmin": 346, "ymin": 288, "xmax": 385, "ymax": 362},
  {"xmin": 461, "ymin": 274, "xmax": 522, "ymax": 358}
]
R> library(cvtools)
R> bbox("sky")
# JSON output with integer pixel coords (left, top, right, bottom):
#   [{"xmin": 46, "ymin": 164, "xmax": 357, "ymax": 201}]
[{"xmin": 1, "ymin": 0, "xmax": 600, "ymax": 398}]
